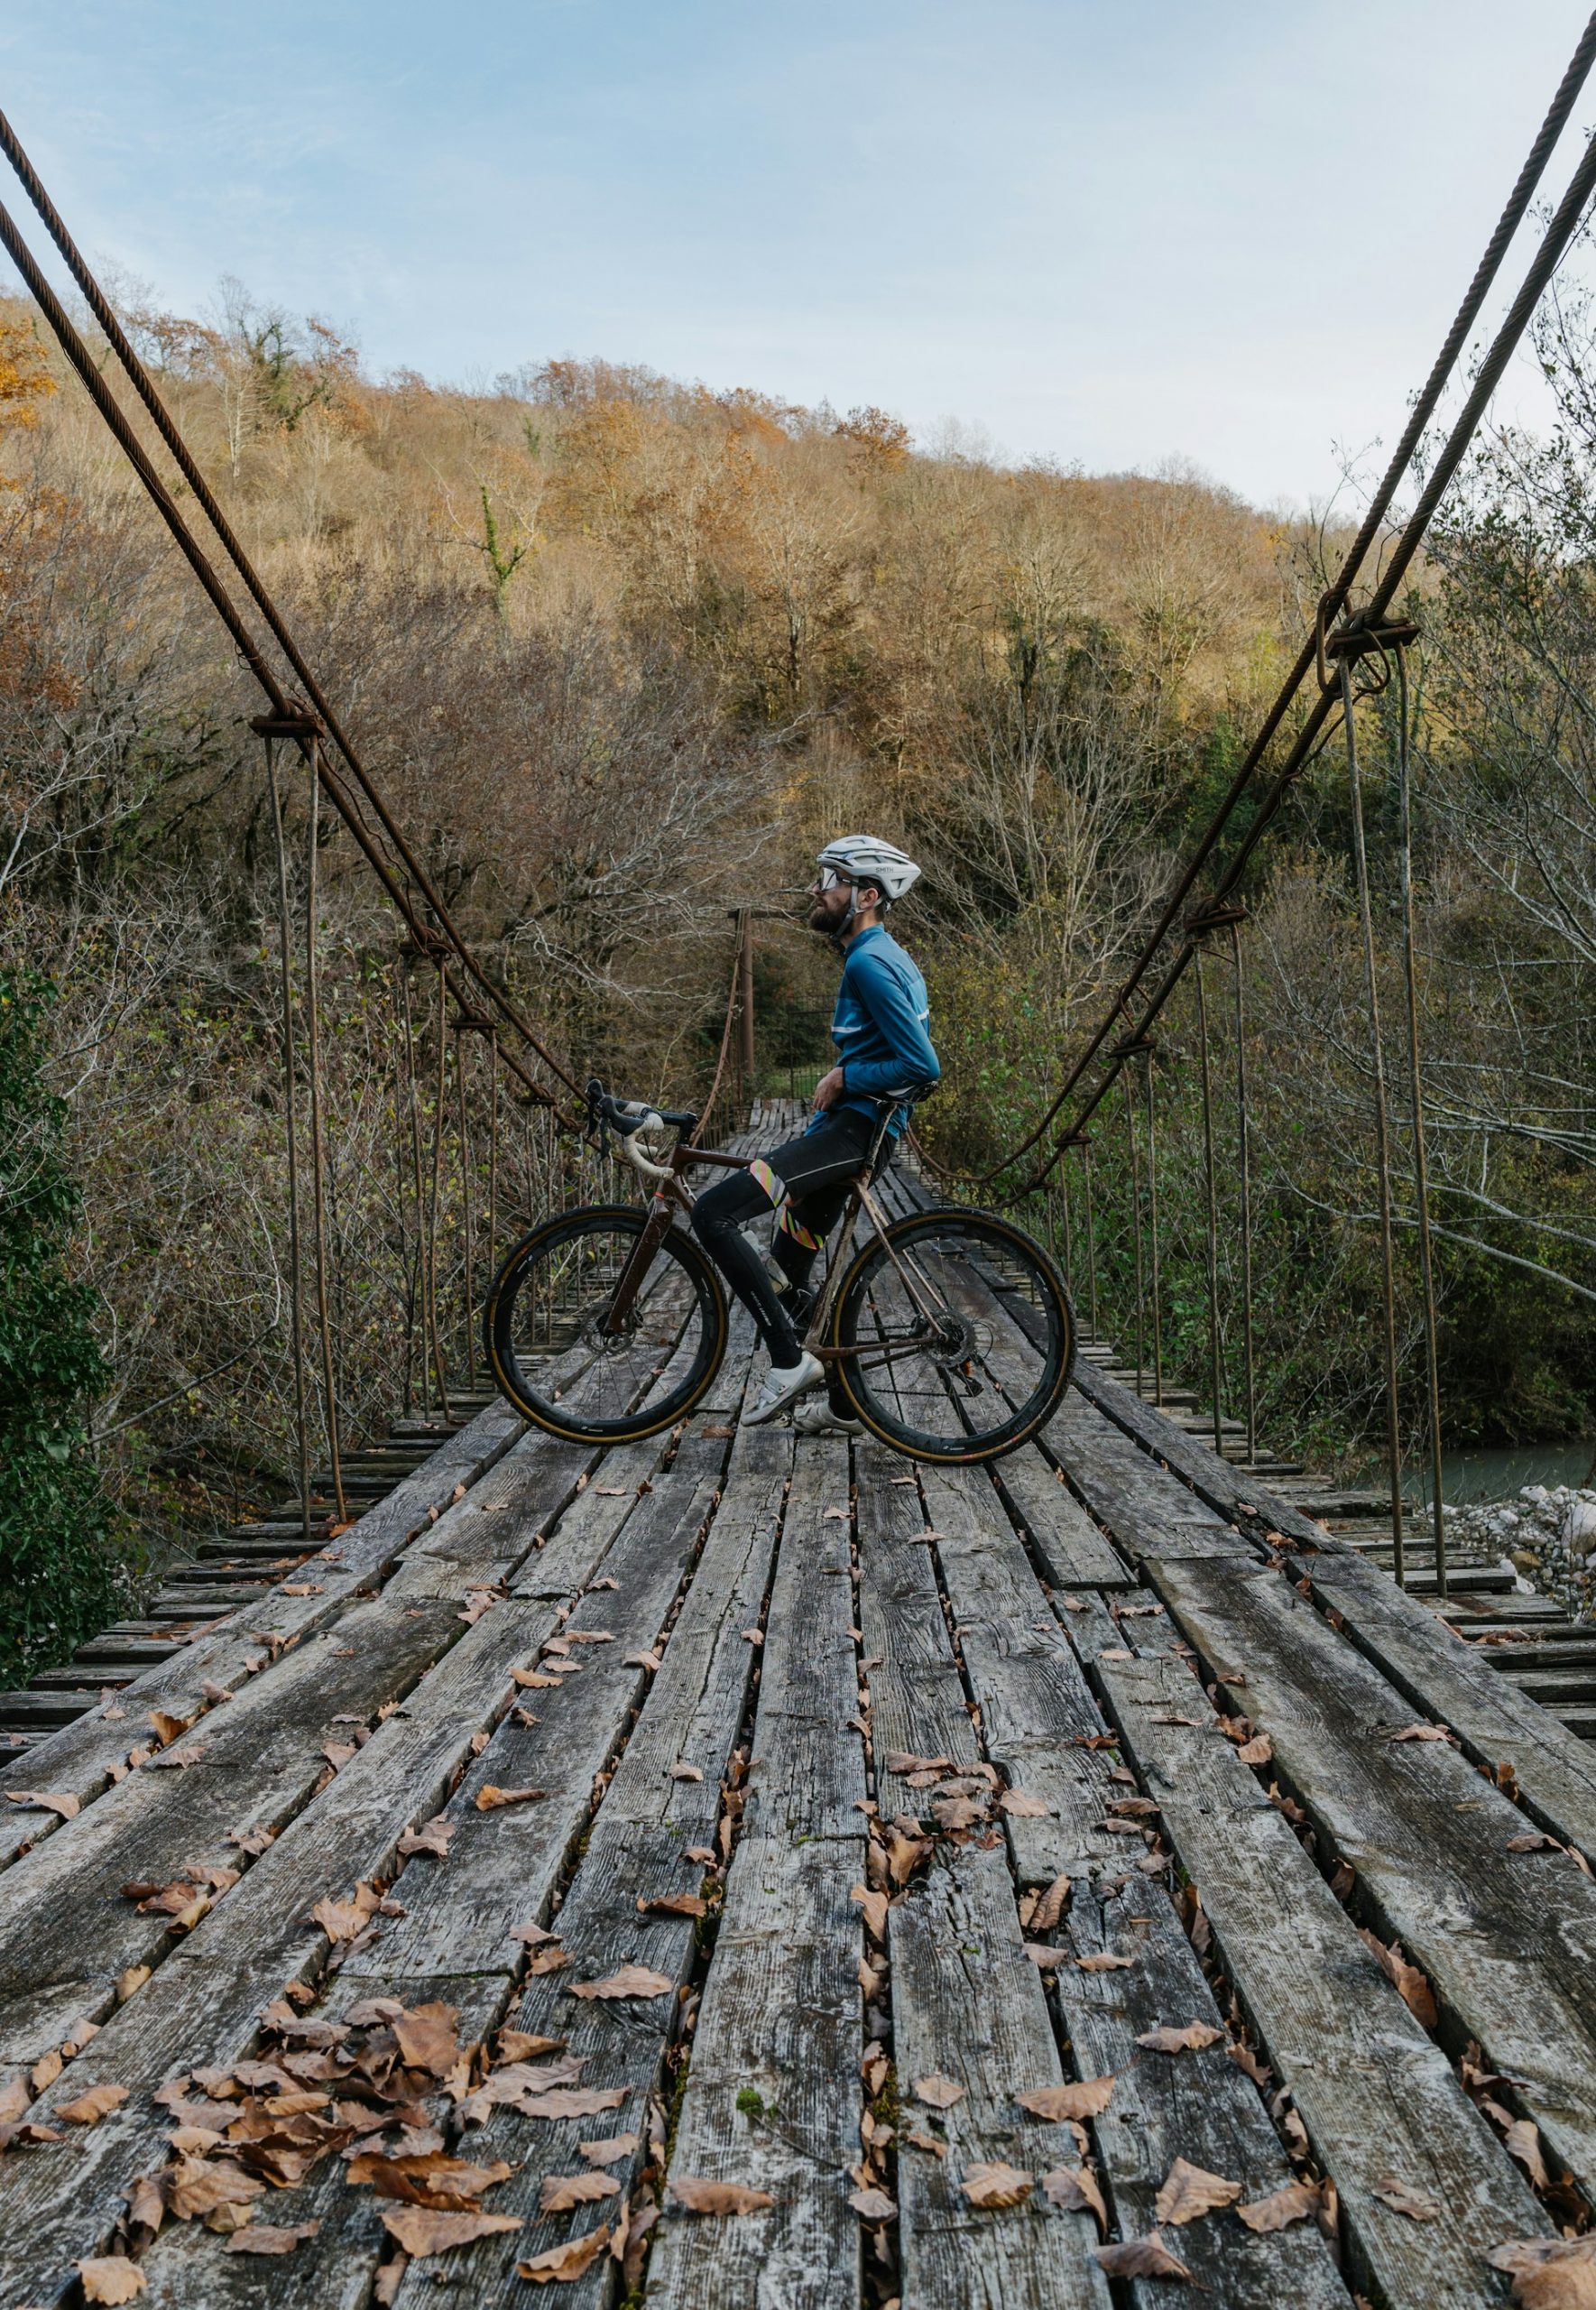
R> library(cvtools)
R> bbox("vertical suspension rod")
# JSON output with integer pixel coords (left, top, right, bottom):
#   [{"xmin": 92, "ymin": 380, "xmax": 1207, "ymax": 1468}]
[
  {"xmin": 301, "ymin": 740, "xmax": 347, "ymax": 1526},
  {"xmin": 1195, "ymin": 950, "xmax": 1226, "ymax": 1459},
  {"xmin": 1394, "ymin": 649, "xmax": 1447, "ymax": 1596},
  {"xmin": 1232, "ymin": 919, "xmax": 1259, "ymax": 1466},
  {"xmin": 1342, "ymin": 661, "xmax": 1407, "ymax": 1586},
  {"xmin": 263, "ymin": 739, "xmax": 312, "ymax": 1548}
]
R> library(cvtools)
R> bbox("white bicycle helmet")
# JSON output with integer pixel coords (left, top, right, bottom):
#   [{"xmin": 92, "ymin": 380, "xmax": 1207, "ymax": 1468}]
[{"xmin": 815, "ymin": 835, "xmax": 921, "ymax": 908}]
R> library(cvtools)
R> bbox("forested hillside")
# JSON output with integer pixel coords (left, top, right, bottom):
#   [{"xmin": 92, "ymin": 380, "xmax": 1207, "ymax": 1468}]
[{"xmin": 2, "ymin": 281, "xmax": 1592, "ymax": 1667}]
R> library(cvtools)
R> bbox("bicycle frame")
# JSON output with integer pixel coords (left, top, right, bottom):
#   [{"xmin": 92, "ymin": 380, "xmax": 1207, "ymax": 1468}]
[{"xmin": 598, "ymin": 1112, "xmax": 953, "ymax": 1365}]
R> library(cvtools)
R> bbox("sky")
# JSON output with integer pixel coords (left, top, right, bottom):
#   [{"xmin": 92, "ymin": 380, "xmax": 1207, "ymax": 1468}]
[{"xmin": 1, "ymin": 1, "xmax": 1593, "ymax": 510}]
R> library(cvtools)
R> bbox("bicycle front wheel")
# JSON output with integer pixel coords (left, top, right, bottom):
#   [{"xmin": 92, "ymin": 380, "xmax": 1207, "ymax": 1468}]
[
  {"xmin": 484, "ymin": 1204, "xmax": 728, "ymax": 1443},
  {"xmin": 829, "ymin": 1206, "xmax": 1074, "ymax": 1463}
]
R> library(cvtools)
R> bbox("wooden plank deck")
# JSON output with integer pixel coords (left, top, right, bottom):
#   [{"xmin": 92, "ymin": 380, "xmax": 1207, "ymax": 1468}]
[{"xmin": 0, "ymin": 1122, "xmax": 1589, "ymax": 2307}]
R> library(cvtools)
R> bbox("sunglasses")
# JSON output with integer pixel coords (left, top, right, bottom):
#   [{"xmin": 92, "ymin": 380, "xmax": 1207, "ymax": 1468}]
[{"xmin": 813, "ymin": 868, "xmax": 855, "ymax": 892}]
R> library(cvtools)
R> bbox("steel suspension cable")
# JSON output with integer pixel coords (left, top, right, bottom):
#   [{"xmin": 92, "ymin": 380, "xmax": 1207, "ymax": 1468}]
[
  {"xmin": 912, "ymin": 12, "xmax": 1596, "ymax": 1196},
  {"xmin": 0, "ymin": 133, "xmax": 583, "ymax": 1116}
]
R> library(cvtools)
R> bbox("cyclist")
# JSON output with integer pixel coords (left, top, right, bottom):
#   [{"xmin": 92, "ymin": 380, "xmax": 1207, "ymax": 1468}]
[{"xmin": 691, "ymin": 835, "xmax": 939, "ymax": 1430}]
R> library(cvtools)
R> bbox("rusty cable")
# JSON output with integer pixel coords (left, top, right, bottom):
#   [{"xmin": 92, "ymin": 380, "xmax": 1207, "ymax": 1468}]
[
  {"xmin": 262, "ymin": 736, "xmax": 313, "ymax": 1545},
  {"xmin": 427, "ymin": 966, "xmax": 454, "ymax": 1420},
  {"xmin": 301, "ymin": 738, "xmax": 348, "ymax": 1525},
  {"xmin": 1194, "ymin": 947, "xmax": 1226, "ymax": 1460},
  {"xmin": 908, "ymin": 12, "xmax": 1596, "ymax": 1198},
  {"xmin": 0, "ymin": 121, "xmax": 585, "ymax": 1117},
  {"xmin": 1392, "ymin": 646, "xmax": 1448, "ymax": 1596},
  {"xmin": 1231, "ymin": 918, "xmax": 1259, "ymax": 1466},
  {"xmin": 1341, "ymin": 660, "xmax": 1407, "ymax": 1586}
]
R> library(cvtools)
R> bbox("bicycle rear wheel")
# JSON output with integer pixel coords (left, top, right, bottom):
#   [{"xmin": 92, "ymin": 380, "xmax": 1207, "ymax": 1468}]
[
  {"xmin": 829, "ymin": 1206, "xmax": 1074, "ymax": 1463},
  {"xmin": 484, "ymin": 1203, "xmax": 728, "ymax": 1443}
]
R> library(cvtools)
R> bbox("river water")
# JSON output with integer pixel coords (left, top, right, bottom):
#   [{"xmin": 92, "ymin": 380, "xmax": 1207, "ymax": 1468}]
[{"xmin": 1383, "ymin": 1440, "xmax": 1596, "ymax": 1505}]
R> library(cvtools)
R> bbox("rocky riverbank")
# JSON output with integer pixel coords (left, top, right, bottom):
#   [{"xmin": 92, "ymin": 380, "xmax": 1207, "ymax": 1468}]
[{"xmin": 1444, "ymin": 1486, "xmax": 1596, "ymax": 1625}]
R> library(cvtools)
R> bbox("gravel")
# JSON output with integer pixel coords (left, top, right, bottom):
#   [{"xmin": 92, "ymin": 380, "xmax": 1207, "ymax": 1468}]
[{"xmin": 1441, "ymin": 1485, "xmax": 1596, "ymax": 1625}]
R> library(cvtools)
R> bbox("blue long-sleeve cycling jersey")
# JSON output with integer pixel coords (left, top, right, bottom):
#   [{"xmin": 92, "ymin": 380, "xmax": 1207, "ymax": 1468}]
[{"xmin": 808, "ymin": 922, "xmax": 940, "ymax": 1141}]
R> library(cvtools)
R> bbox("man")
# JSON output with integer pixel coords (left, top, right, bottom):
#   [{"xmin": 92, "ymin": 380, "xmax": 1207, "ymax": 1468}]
[{"xmin": 691, "ymin": 835, "xmax": 939, "ymax": 1430}]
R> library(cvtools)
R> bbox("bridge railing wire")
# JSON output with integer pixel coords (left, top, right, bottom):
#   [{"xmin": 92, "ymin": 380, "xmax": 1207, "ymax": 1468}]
[{"xmin": 908, "ymin": 15, "xmax": 1596, "ymax": 1598}]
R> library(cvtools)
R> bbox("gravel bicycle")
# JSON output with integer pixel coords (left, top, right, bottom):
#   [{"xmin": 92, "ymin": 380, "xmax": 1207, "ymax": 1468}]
[{"xmin": 484, "ymin": 1082, "xmax": 1075, "ymax": 1464}]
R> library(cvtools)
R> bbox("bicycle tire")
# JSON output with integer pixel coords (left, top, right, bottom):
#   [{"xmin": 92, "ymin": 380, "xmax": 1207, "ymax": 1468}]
[
  {"xmin": 829, "ymin": 1206, "xmax": 1075, "ymax": 1464},
  {"xmin": 484, "ymin": 1203, "xmax": 728, "ymax": 1443}
]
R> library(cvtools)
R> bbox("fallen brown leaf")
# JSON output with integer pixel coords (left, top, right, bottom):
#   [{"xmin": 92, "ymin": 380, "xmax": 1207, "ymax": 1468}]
[
  {"xmin": 517, "ymin": 2226, "xmax": 612, "ymax": 2283},
  {"xmin": 1505, "ymin": 2119, "xmax": 1550, "ymax": 2189},
  {"xmin": 960, "ymin": 2160, "xmax": 1034, "ymax": 2209},
  {"xmin": 568, "ymin": 1966, "xmax": 673, "ymax": 2000},
  {"xmin": 515, "ymin": 2087, "xmax": 630, "ymax": 2121},
  {"xmin": 166, "ymin": 2158, "xmax": 267, "ymax": 2221},
  {"xmin": 1093, "ymin": 2232, "xmax": 1192, "ymax": 2280},
  {"xmin": 56, "ymin": 2083, "xmax": 130, "ymax": 2126},
  {"xmin": 311, "ymin": 1886, "xmax": 379, "ymax": 1944},
  {"xmin": 1030, "ymin": 1872, "xmax": 1071, "ymax": 1933},
  {"xmin": 669, "ymin": 1762, "xmax": 704, "ymax": 1783},
  {"xmin": 625, "ymin": 1650, "xmax": 662, "ymax": 1670},
  {"xmin": 669, "ymin": 2175, "xmax": 775, "ymax": 2214},
  {"xmin": 497, "ymin": 2029, "xmax": 566, "ymax": 2062},
  {"xmin": 1237, "ymin": 2180, "xmax": 1320, "ymax": 2232},
  {"xmin": 397, "ymin": 1817, "xmax": 455, "ymax": 1860},
  {"xmin": 1042, "ymin": 2165, "xmax": 1107, "ymax": 2225},
  {"xmin": 849, "ymin": 2185, "xmax": 897, "ymax": 2221},
  {"xmin": 1135, "ymin": 2023, "xmax": 1222, "ymax": 2056},
  {"xmin": 1024, "ymin": 1942, "xmax": 1069, "ymax": 1969},
  {"xmin": 1074, "ymin": 1951, "xmax": 1134, "ymax": 1973},
  {"xmin": 74, "ymin": 2261, "xmax": 146, "ymax": 2305},
  {"xmin": 1016, "ymin": 2076, "xmax": 1115, "ymax": 2121},
  {"xmin": 578, "ymin": 2133, "xmax": 638, "ymax": 2167},
  {"xmin": 1373, "ymin": 2176, "xmax": 1440, "ymax": 2222},
  {"xmin": 1357, "ymin": 1928, "xmax": 1437, "ymax": 2028},
  {"xmin": 638, "ymin": 1892, "xmax": 707, "ymax": 1918},
  {"xmin": 1154, "ymin": 2158, "xmax": 1242, "ymax": 2225},
  {"xmin": 884, "ymin": 1751, "xmax": 954, "ymax": 1776},
  {"xmin": 0, "ymin": 2076, "xmax": 27, "ymax": 2122},
  {"xmin": 225, "ymin": 2222, "xmax": 322, "ymax": 2255},
  {"xmin": 1235, "ymin": 1734, "xmax": 1272, "ymax": 1766},
  {"xmin": 913, "ymin": 2074, "xmax": 965, "ymax": 2110},
  {"xmin": 4, "ymin": 1789, "xmax": 79, "ymax": 1820},
  {"xmin": 851, "ymin": 1884, "xmax": 890, "ymax": 1942},
  {"xmin": 391, "ymin": 2004, "xmax": 460, "ymax": 2077},
  {"xmin": 1489, "ymin": 2237, "xmax": 1596, "ymax": 2310},
  {"xmin": 540, "ymin": 2169, "xmax": 622, "ymax": 2213},
  {"xmin": 1387, "ymin": 1723, "xmax": 1451, "ymax": 1742},
  {"xmin": 998, "ymin": 1789, "xmax": 1050, "ymax": 1817},
  {"xmin": 380, "ymin": 2206, "xmax": 522, "ymax": 2255},
  {"xmin": 475, "ymin": 1786, "xmax": 547, "ymax": 1811}
]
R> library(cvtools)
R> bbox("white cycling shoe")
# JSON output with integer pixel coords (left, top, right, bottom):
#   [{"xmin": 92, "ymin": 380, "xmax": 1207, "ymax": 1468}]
[
  {"xmin": 791, "ymin": 1396, "xmax": 864, "ymax": 1437},
  {"xmin": 743, "ymin": 1351, "xmax": 825, "ymax": 1427}
]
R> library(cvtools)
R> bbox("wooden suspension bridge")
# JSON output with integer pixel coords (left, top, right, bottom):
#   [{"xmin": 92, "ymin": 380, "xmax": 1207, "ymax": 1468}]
[
  {"xmin": 5, "ymin": 18, "xmax": 1596, "ymax": 2307},
  {"xmin": 0, "ymin": 1113, "xmax": 1593, "ymax": 2308}
]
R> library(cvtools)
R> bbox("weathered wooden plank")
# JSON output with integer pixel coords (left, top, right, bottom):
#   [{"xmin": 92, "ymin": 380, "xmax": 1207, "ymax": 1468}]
[
  {"xmin": 0, "ymin": 1451, "xmax": 715, "ymax": 2299},
  {"xmin": 142, "ymin": 1460, "xmax": 749, "ymax": 2310},
  {"xmin": 854, "ymin": 1453, "xmax": 1112, "ymax": 2309},
  {"xmin": 1063, "ymin": 1869, "xmax": 1350, "ymax": 2309},
  {"xmin": 918, "ymin": 1462, "xmax": 1127, "ymax": 1883},
  {"xmin": 648, "ymin": 1440, "xmax": 867, "ymax": 2310},
  {"xmin": 1153, "ymin": 1553, "xmax": 1596, "ymax": 2201},
  {"xmin": 0, "ymin": 1400, "xmax": 531, "ymax": 1870},
  {"xmin": 992, "ymin": 1446, "xmax": 1135, "ymax": 1589},
  {"xmin": 0, "ymin": 1432, "xmax": 596, "ymax": 2067},
  {"xmin": 382, "ymin": 1438, "xmax": 794, "ymax": 2310},
  {"xmin": 1093, "ymin": 1642, "xmax": 1551, "ymax": 2309},
  {"xmin": 1075, "ymin": 1358, "xmax": 1596, "ymax": 1862}
]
